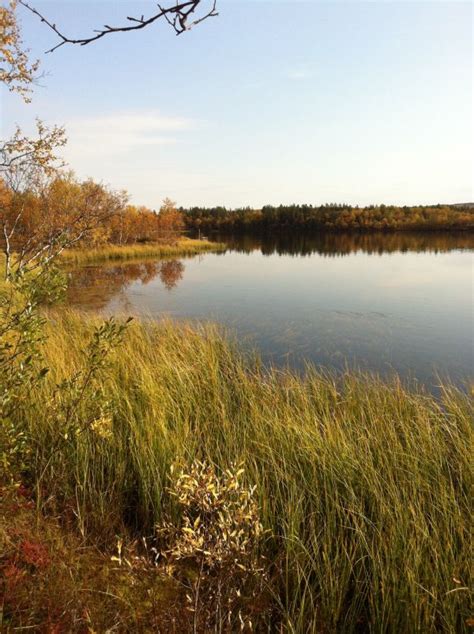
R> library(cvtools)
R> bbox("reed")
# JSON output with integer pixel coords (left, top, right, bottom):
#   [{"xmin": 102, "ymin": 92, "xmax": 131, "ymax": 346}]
[
  {"xmin": 13, "ymin": 311, "xmax": 472, "ymax": 633},
  {"xmin": 59, "ymin": 238, "xmax": 226, "ymax": 265}
]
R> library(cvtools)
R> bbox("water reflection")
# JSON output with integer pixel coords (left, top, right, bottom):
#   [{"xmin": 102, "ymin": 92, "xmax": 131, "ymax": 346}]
[
  {"xmin": 65, "ymin": 231, "xmax": 473, "ymax": 388},
  {"xmin": 67, "ymin": 259, "xmax": 185, "ymax": 309},
  {"xmin": 160, "ymin": 259, "xmax": 185, "ymax": 290},
  {"xmin": 210, "ymin": 230, "xmax": 474, "ymax": 257},
  {"xmin": 67, "ymin": 232, "xmax": 474, "ymax": 310}
]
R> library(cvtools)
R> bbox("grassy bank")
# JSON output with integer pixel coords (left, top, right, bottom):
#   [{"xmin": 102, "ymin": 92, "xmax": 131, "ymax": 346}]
[
  {"xmin": 60, "ymin": 238, "xmax": 226, "ymax": 265},
  {"xmin": 5, "ymin": 311, "xmax": 471, "ymax": 632}
]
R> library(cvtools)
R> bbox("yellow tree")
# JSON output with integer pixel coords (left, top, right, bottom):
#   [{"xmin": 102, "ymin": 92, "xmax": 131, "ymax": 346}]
[
  {"xmin": 158, "ymin": 198, "xmax": 184, "ymax": 242},
  {"xmin": 0, "ymin": 0, "xmax": 39, "ymax": 101},
  {"xmin": 0, "ymin": 121, "xmax": 67, "ymax": 278}
]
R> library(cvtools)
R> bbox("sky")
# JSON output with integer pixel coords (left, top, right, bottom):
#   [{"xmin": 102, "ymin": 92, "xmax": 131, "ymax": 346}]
[{"xmin": 1, "ymin": 0, "xmax": 472, "ymax": 209}]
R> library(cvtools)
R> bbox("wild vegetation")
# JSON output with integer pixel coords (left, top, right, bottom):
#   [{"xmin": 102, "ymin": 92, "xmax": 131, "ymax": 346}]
[
  {"xmin": 1, "ymin": 167, "xmax": 189, "ymax": 255},
  {"xmin": 0, "ymin": 0, "xmax": 39, "ymax": 101},
  {"xmin": 1, "ymin": 2, "xmax": 472, "ymax": 632},
  {"xmin": 60, "ymin": 238, "xmax": 225, "ymax": 266},
  {"xmin": 182, "ymin": 203, "xmax": 474, "ymax": 233},
  {"xmin": 2, "ymin": 311, "xmax": 472, "ymax": 631},
  {"xmin": 0, "ymin": 125, "xmax": 217, "ymax": 268}
]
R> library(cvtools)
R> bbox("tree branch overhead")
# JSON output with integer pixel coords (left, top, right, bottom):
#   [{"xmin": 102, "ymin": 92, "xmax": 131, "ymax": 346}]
[{"xmin": 18, "ymin": 1, "xmax": 218, "ymax": 53}]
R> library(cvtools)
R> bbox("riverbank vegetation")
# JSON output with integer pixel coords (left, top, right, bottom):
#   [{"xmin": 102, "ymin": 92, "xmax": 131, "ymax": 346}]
[
  {"xmin": 2, "ymin": 308, "xmax": 472, "ymax": 632},
  {"xmin": 1, "ymin": 115, "xmax": 472, "ymax": 633},
  {"xmin": 60, "ymin": 238, "xmax": 225, "ymax": 266},
  {"xmin": 1, "ymin": 6, "xmax": 472, "ymax": 630},
  {"xmin": 0, "ymin": 166, "xmax": 190, "ymax": 257},
  {"xmin": 4, "ymin": 165, "xmax": 473, "ymax": 275},
  {"xmin": 182, "ymin": 202, "xmax": 474, "ymax": 232}
]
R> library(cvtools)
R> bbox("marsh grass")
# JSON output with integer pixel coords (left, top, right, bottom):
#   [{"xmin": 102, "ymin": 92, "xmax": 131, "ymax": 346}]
[
  {"xmin": 59, "ymin": 239, "xmax": 226, "ymax": 265},
  {"xmin": 15, "ymin": 312, "xmax": 474, "ymax": 632}
]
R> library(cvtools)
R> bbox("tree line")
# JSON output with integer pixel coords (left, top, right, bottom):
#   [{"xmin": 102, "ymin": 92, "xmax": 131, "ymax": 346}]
[
  {"xmin": 1, "ymin": 161, "xmax": 185, "ymax": 267},
  {"xmin": 181, "ymin": 203, "xmax": 474, "ymax": 233}
]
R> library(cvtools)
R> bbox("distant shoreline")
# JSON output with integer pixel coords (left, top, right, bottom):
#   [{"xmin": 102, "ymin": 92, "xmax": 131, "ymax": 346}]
[
  {"xmin": 182, "ymin": 203, "xmax": 474, "ymax": 233},
  {"xmin": 200, "ymin": 225, "xmax": 474, "ymax": 234}
]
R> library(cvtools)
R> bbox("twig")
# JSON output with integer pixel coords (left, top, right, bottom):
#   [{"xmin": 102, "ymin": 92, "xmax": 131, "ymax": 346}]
[{"xmin": 18, "ymin": 1, "xmax": 219, "ymax": 53}]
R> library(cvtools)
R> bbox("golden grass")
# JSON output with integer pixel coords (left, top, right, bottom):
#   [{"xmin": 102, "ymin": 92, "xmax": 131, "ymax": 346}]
[
  {"xmin": 14, "ymin": 311, "xmax": 473, "ymax": 633},
  {"xmin": 59, "ymin": 238, "xmax": 226, "ymax": 265}
]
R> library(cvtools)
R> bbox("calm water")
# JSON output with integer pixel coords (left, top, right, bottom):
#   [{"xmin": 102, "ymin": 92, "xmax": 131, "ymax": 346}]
[{"xmin": 67, "ymin": 232, "xmax": 474, "ymax": 388}]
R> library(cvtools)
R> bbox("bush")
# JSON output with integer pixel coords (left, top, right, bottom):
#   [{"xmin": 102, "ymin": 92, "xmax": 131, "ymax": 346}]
[{"xmin": 159, "ymin": 460, "xmax": 270, "ymax": 630}]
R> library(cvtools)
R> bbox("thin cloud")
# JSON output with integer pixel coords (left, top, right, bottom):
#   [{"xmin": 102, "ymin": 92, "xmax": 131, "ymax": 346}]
[
  {"xmin": 285, "ymin": 66, "xmax": 314, "ymax": 81},
  {"xmin": 63, "ymin": 111, "xmax": 196, "ymax": 158}
]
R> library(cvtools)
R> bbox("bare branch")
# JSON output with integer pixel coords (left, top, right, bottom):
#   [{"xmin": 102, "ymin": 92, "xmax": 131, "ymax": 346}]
[{"xmin": 17, "ymin": 1, "xmax": 219, "ymax": 53}]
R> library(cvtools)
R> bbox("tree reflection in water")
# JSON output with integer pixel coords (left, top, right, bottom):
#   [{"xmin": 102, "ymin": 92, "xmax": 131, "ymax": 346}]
[
  {"xmin": 66, "ymin": 231, "xmax": 474, "ymax": 310},
  {"xmin": 66, "ymin": 259, "xmax": 185, "ymax": 309},
  {"xmin": 159, "ymin": 259, "xmax": 185, "ymax": 290},
  {"xmin": 213, "ymin": 230, "xmax": 474, "ymax": 257}
]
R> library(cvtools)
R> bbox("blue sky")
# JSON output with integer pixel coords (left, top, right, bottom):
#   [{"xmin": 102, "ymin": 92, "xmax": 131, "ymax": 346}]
[{"xmin": 1, "ymin": 0, "xmax": 472, "ymax": 208}]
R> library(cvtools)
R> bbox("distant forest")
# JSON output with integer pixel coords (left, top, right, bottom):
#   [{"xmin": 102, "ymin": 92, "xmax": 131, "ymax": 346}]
[{"xmin": 181, "ymin": 203, "xmax": 474, "ymax": 233}]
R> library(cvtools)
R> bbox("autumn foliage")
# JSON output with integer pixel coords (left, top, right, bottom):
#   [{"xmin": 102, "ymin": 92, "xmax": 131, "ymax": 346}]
[
  {"xmin": 0, "ymin": 170, "xmax": 186, "ymax": 255},
  {"xmin": 0, "ymin": 0, "xmax": 39, "ymax": 101},
  {"xmin": 182, "ymin": 203, "xmax": 474, "ymax": 233}
]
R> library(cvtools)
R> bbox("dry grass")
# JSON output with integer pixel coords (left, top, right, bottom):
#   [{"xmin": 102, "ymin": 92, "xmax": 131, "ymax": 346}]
[{"xmin": 0, "ymin": 484, "xmax": 192, "ymax": 631}]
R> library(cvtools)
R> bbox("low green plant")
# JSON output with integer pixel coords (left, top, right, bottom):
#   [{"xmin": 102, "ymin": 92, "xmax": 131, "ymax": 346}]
[
  {"xmin": 0, "ymin": 263, "xmax": 66, "ymax": 483},
  {"xmin": 0, "ymin": 257, "xmax": 131, "ymax": 509}
]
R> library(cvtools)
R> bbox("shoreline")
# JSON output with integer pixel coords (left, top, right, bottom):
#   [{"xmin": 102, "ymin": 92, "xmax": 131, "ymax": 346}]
[{"xmin": 60, "ymin": 238, "xmax": 226, "ymax": 266}]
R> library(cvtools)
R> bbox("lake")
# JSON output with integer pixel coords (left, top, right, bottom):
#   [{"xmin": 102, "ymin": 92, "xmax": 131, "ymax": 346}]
[{"xmin": 66, "ymin": 232, "xmax": 474, "ymax": 389}]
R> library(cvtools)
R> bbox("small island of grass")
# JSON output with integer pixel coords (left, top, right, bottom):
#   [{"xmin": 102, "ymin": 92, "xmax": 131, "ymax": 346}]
[{"xmin": 60, "ymin": 238, "xmax": 226, "ymax": 266}]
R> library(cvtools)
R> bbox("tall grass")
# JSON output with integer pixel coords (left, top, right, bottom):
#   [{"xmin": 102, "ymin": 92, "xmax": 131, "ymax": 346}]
[
  {"xmin": 18, "ymin": 312, "xmax": 473, "ymax": 632},
  {"xmin": 60, "ymin": 238, "xmax": 225, "ymax": 265}
]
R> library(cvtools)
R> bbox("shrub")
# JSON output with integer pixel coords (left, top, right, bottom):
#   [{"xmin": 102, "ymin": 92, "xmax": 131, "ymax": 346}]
[{"xmin": 158, "ymin": 460, "xmax": 270, "ymax": 631}]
